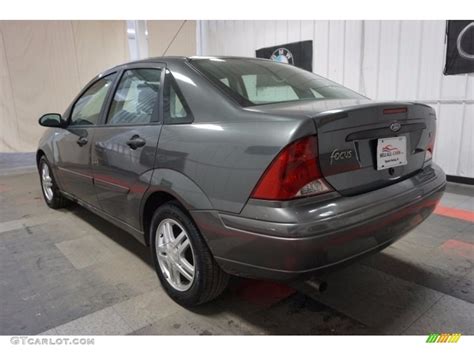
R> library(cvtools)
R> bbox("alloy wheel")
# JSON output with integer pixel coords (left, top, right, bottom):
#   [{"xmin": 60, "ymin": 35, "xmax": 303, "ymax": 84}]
[
  {"xmin": 41, "ymin": 163, "xmax": 54, "ymax": 201},
  {"xmin": 155, "ymin": 218, "xmax": 196, "ymax": 291}
]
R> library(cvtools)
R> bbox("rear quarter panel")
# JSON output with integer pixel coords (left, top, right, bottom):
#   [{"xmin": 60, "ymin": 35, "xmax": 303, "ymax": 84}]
[
  {"xmin": 155, "ymin": 118, "xmax": 316, "ymax": 213},
  {"xmin": 153, "ymin": 61, "xmax": 317, "ymax": 213}
]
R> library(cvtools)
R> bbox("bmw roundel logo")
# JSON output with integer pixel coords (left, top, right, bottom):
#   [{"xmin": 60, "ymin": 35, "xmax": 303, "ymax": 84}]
[
  {"xmin": 270, "ymin": 48, "xmax": 294, "ymax": 65},
  {"xmin": 390, "ymin": 122, "xmax": 402, "ymax": 132},
  {"xmin": 457, "ymin": 22, "xmax": 474, "ymax": 60}
]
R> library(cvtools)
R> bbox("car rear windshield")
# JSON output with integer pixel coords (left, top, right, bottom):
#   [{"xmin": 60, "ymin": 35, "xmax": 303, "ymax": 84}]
[{"xmin": 190, "ymin": 58, "xmax": 365, "ymax": 106}]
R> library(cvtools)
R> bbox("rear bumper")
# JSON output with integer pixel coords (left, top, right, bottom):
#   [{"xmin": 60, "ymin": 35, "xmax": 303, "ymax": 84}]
[{"xmin": 191, "ymin": 164, "xmax": 446, "ymax": 281}]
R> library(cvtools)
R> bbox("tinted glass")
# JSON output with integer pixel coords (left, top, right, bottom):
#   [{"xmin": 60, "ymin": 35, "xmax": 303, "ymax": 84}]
[
  {"xmin": 191, "ymin": 58, "xmax": 365, "ymax": 106},
  {"xmin": 107, "ymin": 69, "xmax": 161, "ymax": 125},
  {"xmin": 169, "ymin": 84, "xmax": 187, "ymax": 120},
  {"xmin": 164, "ymin": 70, "xmax": 192, "ymax": 123},
  {"xmin": 70, "ymin": 74, "xmax": 115, "ymax": 126}
]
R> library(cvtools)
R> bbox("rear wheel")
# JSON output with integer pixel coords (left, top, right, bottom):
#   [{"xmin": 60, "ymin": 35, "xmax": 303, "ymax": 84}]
[
  {"xmin": 150, "ymin": 201, "xmax": 229, "ymax": 306},
  {"xmin": 38, "ymin": 156, "xmax": 70, "ymax": 209}
]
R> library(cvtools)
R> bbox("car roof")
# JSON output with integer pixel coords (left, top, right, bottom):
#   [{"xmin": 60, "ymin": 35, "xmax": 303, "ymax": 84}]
[
  {"xmin": 106, "ymin": 55, "xmax": 273, "ymax": 71},
  {"xmin": 96, "ymin": 55, "xmax": 281, "ymax": 85}
]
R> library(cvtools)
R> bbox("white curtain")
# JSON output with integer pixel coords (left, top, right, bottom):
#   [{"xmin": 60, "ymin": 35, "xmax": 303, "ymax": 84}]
[
  {"xmin": 0, "ymin": 21, "xmax": 129, "ymax": 152},
  {"xmin": 147, "ymin": 20, "xmax": 196, "ymax": 57}
]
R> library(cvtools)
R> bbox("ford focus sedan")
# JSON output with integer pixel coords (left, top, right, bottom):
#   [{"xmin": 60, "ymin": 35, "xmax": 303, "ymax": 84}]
[{"xmin": 37, "ymin": 56, "xmax": 446, "ymax": 306}]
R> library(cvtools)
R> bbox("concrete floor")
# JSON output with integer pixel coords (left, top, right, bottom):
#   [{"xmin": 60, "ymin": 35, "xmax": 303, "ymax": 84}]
[{"xmin": 0, "ymin": 164, "xmax": 473, "ymax": 335}]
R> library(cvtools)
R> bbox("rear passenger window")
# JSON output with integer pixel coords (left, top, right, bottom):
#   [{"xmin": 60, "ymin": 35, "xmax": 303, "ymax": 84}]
[
  {"xmin": 107, "ymin": 69, "xmax": 161, "ymax": 125},
  {"xmin": 220, "ymin": 77, "xmax": 230, "ymax": 87},
  {"xmin": 164, "ymin": 70, "xmax": 193, "ymax": 124},
  {"xmin": 170, "ymin": 85, "xmax": 187, "ymax": 119}
]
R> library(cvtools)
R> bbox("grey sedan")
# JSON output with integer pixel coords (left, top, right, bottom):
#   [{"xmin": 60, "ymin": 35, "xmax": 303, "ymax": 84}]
[{"xmin": 37, "ymin": 56, "xmax": 446, "ymax": 306}]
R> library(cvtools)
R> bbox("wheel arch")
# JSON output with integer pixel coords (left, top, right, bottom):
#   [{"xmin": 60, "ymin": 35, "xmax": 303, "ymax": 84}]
[
  {"xmin": 36, "ymin": 149, "xmax": 46, "ymax": 167},
  {"xmin": 140, "ymin": 168, "xmax": 214, "ymax": 246},
  {"xmin": 142, "ymin": 191, "xmax": 179, "ymax": 246}
]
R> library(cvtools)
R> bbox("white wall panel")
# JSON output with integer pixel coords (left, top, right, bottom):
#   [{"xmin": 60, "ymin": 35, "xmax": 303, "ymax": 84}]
[
  {"xmin": 362, "ymin": 21, "xmax": 381, "ymax": 99},
  {"xmin": 435, "ymin": 104, "xmax": 465, "ymax": 174},
  {"xmin": 468, "ymin": 75, "xmax": 474, "ymax": 99},
  {"xmin": 198, "ymin": 20, "xmax": 474, "ymax": 178},
  {"xmin": 458, "ymin": 104, "xmax": 474, "ymax": 177},
  {"xmin": 377, "ymin": 21, "xmax": 400, "ymax": 100},
  {"xmin": 232, "ymin": 21, "xmax": 247, "ymax": 58},
  {"xmin": 313, "ymin": 21, "xmax": 330, "ymax": 77},
  {"xmin": 264, "ymin": 21, "xmax": 277, "ymax": 47},
  {"xmin": 253, "ymin": 21, "xmax": 267, "ymax": 53},
  {"xmin": 397, "ymin": 21, "xmax": 423, "ymax": 100},
  {"xmin": 417, "ymin": 21, "xmax": 445, "ymax": 101},
  {"xmin": 222, "ymin": 21, "xmax": 234, "ymax": 55},
  {"xmin": 343, "ymin": 21, "xmax": 363, "ymax": 92},
  {"xmin": 205, "ymin": 21, "xmax": 217, "ymax": 55},
  {"xmin": 327, "ymin": 21, "xmax": 345, "ymax": 84},
  {"xmin": 441, "ymin": 74, "xmax": 468, "ymax": 100},
  {"xmin": 301, "ymin": 21, "xmax": 314, "ymax": 42},
  {"xmin": 274, "ymin": 21, "xmax": 288, "ymax": 48},
  {"xmin": 287, "ymin": 21, "xmax": 301, "ymax": 43}
]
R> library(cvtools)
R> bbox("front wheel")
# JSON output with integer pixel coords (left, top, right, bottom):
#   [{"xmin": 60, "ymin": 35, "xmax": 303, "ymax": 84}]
[
  {"xmin": 38, "ymin": 156, "xmax": 70, "ymax": 209},
  {"xmin": 150, "ymin": 201, "xmax": 229, "ymax": 306}
]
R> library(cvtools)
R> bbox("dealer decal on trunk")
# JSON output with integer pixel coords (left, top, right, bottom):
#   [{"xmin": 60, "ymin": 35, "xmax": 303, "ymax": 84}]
[{"xmin": 377, "ymin": 136, "xmax": 408, "ymax": 170}]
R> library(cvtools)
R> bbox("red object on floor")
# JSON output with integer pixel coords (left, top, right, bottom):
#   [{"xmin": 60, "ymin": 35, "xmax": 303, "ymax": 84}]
[
  {"xmin": 234, "ymin": 279, "xmax": 296, "ymax": 307},
  {"xmin": 440, "ymin": 239, "xmax": 474, "ymax": 260},
  {"xmin": 434, "ymin": 205, "xmax": 474, "ymax": 223}
]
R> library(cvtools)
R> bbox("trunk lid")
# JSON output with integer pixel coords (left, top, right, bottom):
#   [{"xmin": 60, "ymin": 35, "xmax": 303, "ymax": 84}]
[
  {"xmin": 314, "ymin": 101, "xmax": 436, "ymax": 195},
  {"xmin": 249, "ymin": 100, "xmax": 436, "ymax": 196}
]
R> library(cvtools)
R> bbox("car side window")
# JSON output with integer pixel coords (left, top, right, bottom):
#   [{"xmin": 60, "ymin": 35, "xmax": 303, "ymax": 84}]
[
  {"xmin": 220, "ymin": 77, "xmax": 230, "ymax": 87},
  {"xmin": 164, "ymin": 70, "xmax": 193, "ymax": 124},
  {"xmin": 170, "ymin": 85, "xmax": 187, "ymax": 119},
  {"xmin": 106, "ymin": 68, "xmax": 162, "ymax": 125},
  {"xmin": 70, "ymin": 74, "xmax": 116, "ymax": 126}
]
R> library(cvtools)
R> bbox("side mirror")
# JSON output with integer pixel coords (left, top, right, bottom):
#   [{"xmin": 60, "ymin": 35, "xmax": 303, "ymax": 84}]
[{"xmin": 39, "ymin": 113, "xmax": 66, "ymax": 128}]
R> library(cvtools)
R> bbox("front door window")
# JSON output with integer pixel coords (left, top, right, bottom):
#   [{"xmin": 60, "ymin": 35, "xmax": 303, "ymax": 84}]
[{"xmin": 70, "ymin": 74, "xmax": 116, "ymax": 126}]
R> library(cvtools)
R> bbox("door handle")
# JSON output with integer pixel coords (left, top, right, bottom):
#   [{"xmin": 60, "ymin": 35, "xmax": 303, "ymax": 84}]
[
  {"xmin": 126, "ymin": 135, "xmax": 146, "ymax": 150},
  {"xmin": 77, "ymin": 136, "xmax": 88, "ymax": 147}
]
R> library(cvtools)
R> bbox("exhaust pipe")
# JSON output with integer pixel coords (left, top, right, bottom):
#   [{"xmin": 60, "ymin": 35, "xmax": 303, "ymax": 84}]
[
  {"xmin": 305, "ymin": 278, "xmax": 328, "ymax": 293},
  {"xmin": 291, "ymin": 277, "xmax": 328, "ymax": 294}
]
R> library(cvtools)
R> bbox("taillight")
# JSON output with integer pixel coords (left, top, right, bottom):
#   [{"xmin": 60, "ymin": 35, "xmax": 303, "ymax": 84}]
[
  {"xmin": 251, "ymin": 135, "xmax": 333, "ymax": 200},
  {"xmin": 425, "ymin": 131, "xmax": 436, "ymax": 162}
]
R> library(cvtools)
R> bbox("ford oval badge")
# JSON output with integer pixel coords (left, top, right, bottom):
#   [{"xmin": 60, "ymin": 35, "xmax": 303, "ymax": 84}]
[{"xmin": 390, "ymin": 122, "xmax": 401, "ymax": 132}]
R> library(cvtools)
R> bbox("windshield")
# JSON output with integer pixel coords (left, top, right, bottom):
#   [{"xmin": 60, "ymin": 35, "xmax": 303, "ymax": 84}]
[{"xmin": 190, "ymin": 58, "xmax": 365, "ymax": 106}]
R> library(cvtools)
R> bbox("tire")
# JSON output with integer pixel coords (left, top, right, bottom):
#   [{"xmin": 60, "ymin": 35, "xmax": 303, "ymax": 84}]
[
  {"xmin": 150, "ymin": 201, "xmax": 229, "ymax": 307},
  {"xmin": 38, "ymin": 156, "xmax": 70, "ymax": 209}
]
